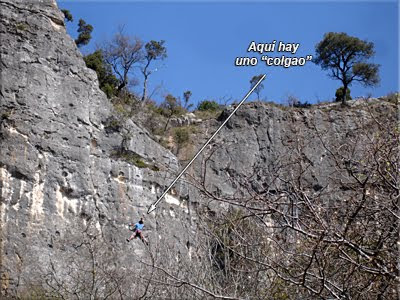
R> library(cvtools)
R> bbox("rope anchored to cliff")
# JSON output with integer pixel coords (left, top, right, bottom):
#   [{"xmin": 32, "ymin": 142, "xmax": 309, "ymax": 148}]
[{"xmin": 147, "ymin": 74, "xmax": 267, "ymax": 214}]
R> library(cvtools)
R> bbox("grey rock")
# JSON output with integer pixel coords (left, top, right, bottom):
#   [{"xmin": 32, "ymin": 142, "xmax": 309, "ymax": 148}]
[
  {"xmin": 190, "ymin": 100, "xmax": 396, "ymax": 205},
  {"xmin": 0, "ymin": 0, "xmax": 396, "ymax": 298},
  {"xmin": 0, "ymin": 0, "xmax": 195, "ymax": 297},
  {"xmin": 170, "ymin": 112, "xmax": 203, "ymax": 127}
]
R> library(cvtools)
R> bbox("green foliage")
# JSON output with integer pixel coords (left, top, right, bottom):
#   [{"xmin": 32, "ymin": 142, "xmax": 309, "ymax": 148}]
[
  {"xmin": 335, "ymin": 86, "xmax": 352, "ymax": 102},
  {"xmin": 160, "ymin": 94, "xmax": 185, "ymax": 132},
  {"xmin": 314, "ymin": 32, "xmax": 380, "ymax": 103},
  {"xmin": 197, "ymin": 100, "xmax": 220, "ymax": 111},
  {"xmin": 1, "ymin": 109, "xmax": 13, "ymax": 120},
  {"xmin": 144, "ymin": 40, "xmax": 167, "ymax": 61},
  {"xmin": 160, "ymin": 94, "xmax": 185, "ymax": 117},
  {"xmin": 114, "ymin": 151, "xmax": 146, "ymax": 168},
  {"xmin": 141, "ymin": 40, "xmax": 167, "ymax": 101},
  {"xmin": 112, "ymin": 93, "xmax": 138, "ymax": 118},
  {"xmin": 112, "ymin": 150, "xmax": 159, "ymax": 170},
  {"xmin": 84, "ymin": 50, "xmax": 118, "ymax": 98},
  {"xmin": 75, "ymin": 19, "xmax": 93, "ymax": 48},
  {"xmin": 113, "ymin": 103, "xmax": 130, "ymax": 117},
  {"xmin": 145, "ymin": 102, "xmax": 166, "ymax": 122},
  {"xmin": 61, "ymin": 9, "xmax": 73, "ymax": 22},
  {"xmin": 102, "ymin": 83, "xmax": 116, "ymax": 98},
  {"xmin": 174, "ymin": 127, "xmax": 190, "ymax": 146},
  {"xmin": 146, "ymin": 100, "xmax": 161, "ymax": 113},
  {"xmin": 132, "ymin": 158, "xmax": 147, "ymax": 168},
  {"xmin": 158, "ymin": 137, "xmax": 171, "ymax": 150},
  {"xmin": 16, "ymin": 22, "xmax": 28, "ymax": 31},
  {"xmin": 195, "ymin": 108, "xmax": 223, "ymax": 120}
]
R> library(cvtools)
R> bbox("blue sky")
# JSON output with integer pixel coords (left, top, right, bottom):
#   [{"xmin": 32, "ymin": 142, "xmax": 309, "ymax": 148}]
[{"xmin": 58, "ymin": 0, "xmax": 398, "ymax": 106}]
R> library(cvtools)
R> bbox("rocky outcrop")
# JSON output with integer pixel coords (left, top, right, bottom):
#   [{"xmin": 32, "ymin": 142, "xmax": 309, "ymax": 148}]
[
  {"xmin": 188, "ymin": 99, "xmax": 396, "ymax": 205},
  {"xmin": 170, "ymin": 112, "xmax": 202, "ymax": 127},
  {"xmin": 0, "ymin": 0, "xmax": 195, "ymax": 296},
  {"xmin": 184, "ymin": 98, "xmax": 398, "ymax": 300}
]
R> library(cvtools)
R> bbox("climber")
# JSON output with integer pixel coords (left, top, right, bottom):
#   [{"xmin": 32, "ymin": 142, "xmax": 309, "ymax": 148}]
[{"xmin": 126, "ymin": 217, "xmax": 148, "ymax": 245}]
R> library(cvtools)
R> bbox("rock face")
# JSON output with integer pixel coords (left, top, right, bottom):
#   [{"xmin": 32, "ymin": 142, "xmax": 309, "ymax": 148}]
[
  {"xmin": 170, "ymin": 112, "xmax": 202, "ymax": 127},
  {"xmin": 0, "ymin": 0, "xmax": 397, "ymax": 298},
  {"xmin": 183, "ymin": 100, "xmax": 397, "ymax": 299},
  {"xmin": 188, "ymin": 99, "xmax": 396, "ymax": 208},
  {"xmin": 0, "ymin": 0, "xmax": 195, "ymax": 296}
]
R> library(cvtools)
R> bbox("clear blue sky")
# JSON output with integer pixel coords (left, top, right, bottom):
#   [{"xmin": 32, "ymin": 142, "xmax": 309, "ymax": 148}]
[{"xmin": 58, "ymin": 0, "xmax": 398, "ymax": 106}]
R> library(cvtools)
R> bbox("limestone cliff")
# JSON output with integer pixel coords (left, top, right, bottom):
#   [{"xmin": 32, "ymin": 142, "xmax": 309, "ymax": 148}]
[
  {"xmin": 0, "ymin": 0, "xmax": 398, "ymax": 298},
  {"xmin": 190, "ymin": 99, "xmax": 397, "ymax": 200},
  {"xmin": 0, "ymin": 0, "xmax": 195, "ymax": 297},
  {"xmin": 180, "ymin": 99, "xmax": 398, "ymax": 299}
]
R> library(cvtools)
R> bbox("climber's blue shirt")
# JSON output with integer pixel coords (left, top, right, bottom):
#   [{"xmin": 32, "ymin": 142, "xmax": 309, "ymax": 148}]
[{"xmin": 135, "ymin": 223, "xmax": 144, "ymax": 231}]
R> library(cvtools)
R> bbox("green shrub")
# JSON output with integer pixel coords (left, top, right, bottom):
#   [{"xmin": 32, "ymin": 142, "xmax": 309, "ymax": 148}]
[
  {"xmin": 159, "ymin": 94, "xmax": 186, "ymax": 117},
  {"xmin": 159, "ymin": 138, "xmax": 170, "ymax": 150},
  {"xmin": 75, "ymin": 19, "xmax": 93, "ymax": 47},
  {"xmin": 133, "ymin": 159, "xmax": 147, "ymax": 168},
  {"xmin": 195, "ymin": 109, "xmax": 222, "ymax": 120},
  {"xmin": 61, "ymin": 9, "xmax": 73, "ymax": 22},
  {"xmin": 146, "ymin": 100, "xmax": 159, "ymax": 112},
  {"xmin": 102, "ymin": 83, "xmax": 116, "ymax": 99},
  {"xmin": 152, "ymin": 106, "xmax": 166, "ymax": 116},
  {"xmin": 197, "ymin": 100, "xmax": 220, "ymax": 111},
  {"xmin": 84, "ymin": 50, "xmax": 118, "ymax": 98},
  {"xmin": 16, "ymin": 22, "xmax": 28, "ymax": 31},
  {"xmin": 335, "ymin": 87, "xmax": 351, "ymax": 102},
  {"xmin": 120, "ymin": 152, "xmax": 147, "ymax": 168},
  {"xmin": 113, "ymin": 103, "xmax": 130, "ymax": 117},
  {"xmin": 1, "ymin": 110, "xmax": 12, "ymax": 120},
  {"xmin": 111, "ymin": 150, "xmax": 160, "ymax": 171},
  {"xmin": 174, "ymin": 127, "xmax": 190, "ymax": 145}
]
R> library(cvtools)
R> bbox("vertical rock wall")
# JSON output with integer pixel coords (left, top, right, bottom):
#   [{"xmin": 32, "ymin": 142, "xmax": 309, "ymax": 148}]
[{"xmin": 0, "ymin": 0, "xmax": 195, "ymax": 296}]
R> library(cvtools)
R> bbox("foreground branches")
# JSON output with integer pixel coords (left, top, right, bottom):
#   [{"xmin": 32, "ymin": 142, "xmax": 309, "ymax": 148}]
[{"xmin": 190, "ymin": 102, "xmax": 398, "ymax": 299}]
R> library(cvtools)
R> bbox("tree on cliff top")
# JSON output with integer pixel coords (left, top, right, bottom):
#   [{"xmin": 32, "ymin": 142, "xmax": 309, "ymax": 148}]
[
  {"xmin": 84, "ymin": 50, "xmax": 119, "ymax": 98},
  {"xmin": 61, "ymin": 11, "xmax": 92, "ymax": 48},
  {"xmin": 61, "ymin": 9, "xmax": 73, "ymax": 22},
  {"xmin": 75, "ymin": 19, "xmax": 93, "ymax": 48},
  {"xmin": 314, "ymin": 32, "xmax": 379, "ymax": 104},
  {"xmin": 141, "ymin": 40, "xmax": 167, "ymax": 103},
  {"xmin": 161, "ymin": 94, "xmax": 184, "ymax": 132},
  {"xmin": 335, "ymin": 86, "xmax": 352, "ymax": 102},
  {"xmin": 101, "ymin": 27, "xmax": 143, "ymax": 94}
]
